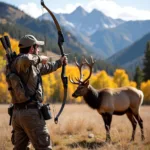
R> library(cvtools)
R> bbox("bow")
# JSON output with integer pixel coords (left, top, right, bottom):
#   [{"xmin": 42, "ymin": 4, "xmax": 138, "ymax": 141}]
[{"xmin": 41, "ymin": 0, "xmax": 68, "ymax": 124}]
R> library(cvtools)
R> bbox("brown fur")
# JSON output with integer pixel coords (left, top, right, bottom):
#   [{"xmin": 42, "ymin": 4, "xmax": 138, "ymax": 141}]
[
  {"xmin": 72, "ymin": 83, "xmax": 145, "ymax": 142},
  {"xmin": 70, "ymin": 57, "xmax": 144, "ymax": 142}
]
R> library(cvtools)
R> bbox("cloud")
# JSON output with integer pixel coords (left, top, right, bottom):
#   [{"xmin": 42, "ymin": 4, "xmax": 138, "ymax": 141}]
[
  {"xmin": 53, "ymin": 0, "xmax": 150, "ymax": 21},
  {"xmin": 52, "ymin": 3, "xmax": 82, "ymax": 14},
  {"xmin": 18, "ymin": 2, "xmax": 81, "ymax": 17},
  {"xmin": 18, "ymin": 0, "xmax": 150, "ymax": 21},
  {"xmin": 19, "ymin": 2, "xmax": 45, "ymax": 18},
  {"xmin": 84, "ymin": 0, "xmax": 150, "ymax": 20}
]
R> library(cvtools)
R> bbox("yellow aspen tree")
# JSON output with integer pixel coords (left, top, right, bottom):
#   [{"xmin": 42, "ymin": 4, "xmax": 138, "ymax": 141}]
[
  {"xmin": 0, "ymin": 56, "xmax": 6, "ymax": 71},
  {"xmin": 49, "ymin": 73, "xmax": 57, "ymax": 96},
  {"xmin": 76, "ymin": 97, "xmax": 82, "ymax": 103},
  {"xmin": 44, "ymin": 73, "xmax": 58, "ymax": 102},
  {"xmin": 0, "ymin": 73, "xmax": 11, "ymax": 103},
  {"xmin": 109, "ymin": 76, "xmax": 118, "ymax": 88},
  {"xmin": 129, "ymin": 81, "xmax": 137, "ymax": 88},
  {"xmin": 53, "ymin": 69, "xmax": 63, "ymax": 102},
  {"xmin": 92, "ymin": 70, "xmax": 117, "ymax": 89},
  {"xmin": 10, "ymin": 37, "xmax": 19, "ymax": 54},
  {"xmin": 141, "ymin": 80, "xmax": 150, "ymax": 103},
  {"xmin": 90, "ymin": 74, "xmax": 97, "ymax": 85},
  {"xmin": 113, "ymin": 69, "xmax": 130, "ymax": 87},
  {"xmin": 58, "ymin": 79, "xmax": 64, "ymax": 101},
  {"xmin": 42, "ymin": 75, "xmax": 51, "ymax": 102}
]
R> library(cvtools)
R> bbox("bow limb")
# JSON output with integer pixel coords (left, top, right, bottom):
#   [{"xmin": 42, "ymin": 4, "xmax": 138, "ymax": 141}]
[
  {"xmin": 41, "ymin": 0, "xmax": 61, "ymax": 32},
  {"xmin": 41, "ymin": 0, "xmax": 68, "ymax": 124}
]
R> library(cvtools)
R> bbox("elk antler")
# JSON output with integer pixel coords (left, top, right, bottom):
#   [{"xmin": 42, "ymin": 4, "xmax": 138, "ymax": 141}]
[
  {"xmin": 74, "ymin": 57, "xmax": 85, "ymax": 82},
  {"xmin": 69, "ymin": 57, "xmax": 85, "ymax": 84},
  {"xmin": 82, "ymin": 56, "xmax": 95, "ymax": 83},
  {"xmin": 69, "ymin": 76, "xmax": 80, "ymax": 85},
  {"xmin": 69, "ymin": 56, "xmax": 95, "ymax": 84}
]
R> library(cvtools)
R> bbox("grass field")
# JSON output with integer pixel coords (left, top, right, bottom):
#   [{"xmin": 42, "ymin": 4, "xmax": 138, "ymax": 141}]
[{"xmin": 0, "ymin": 104, "xmax": 150, "ymax": 150}]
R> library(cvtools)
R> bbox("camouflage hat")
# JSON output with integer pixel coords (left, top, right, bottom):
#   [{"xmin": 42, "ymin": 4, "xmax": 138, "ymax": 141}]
[{"xmin": 19, "ymin": 35, "xmax": 44, "ymax": 48}]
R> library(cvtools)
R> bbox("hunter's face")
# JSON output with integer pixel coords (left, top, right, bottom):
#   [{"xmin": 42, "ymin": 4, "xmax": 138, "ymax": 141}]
[
  {"xmin": 34, "ymin": 45, "xmax": 40, "ymax": 55},
  {"xmin": 30, "ymin": 45, "xmax": 40, "ymax": 55}
]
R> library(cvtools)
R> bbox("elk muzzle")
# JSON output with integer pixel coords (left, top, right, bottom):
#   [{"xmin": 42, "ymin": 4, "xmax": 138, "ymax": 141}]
[
  {"xmin": 72, "ymin": 92, "xmax": 78, "ymax": 98},
  {"xmin": 72, "ymin": 93, "xmax": 77, "ymax": 98}
]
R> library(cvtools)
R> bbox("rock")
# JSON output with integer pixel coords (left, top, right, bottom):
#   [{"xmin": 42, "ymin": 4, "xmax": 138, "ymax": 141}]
[{"xmin": 88, "ymin": 133, "xmax": 94, "ymax": 138}]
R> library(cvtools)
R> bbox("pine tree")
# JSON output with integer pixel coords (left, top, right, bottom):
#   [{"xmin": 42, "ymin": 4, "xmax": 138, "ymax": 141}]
[
  {"xmin": 134, "ymin": 66, "xmax": 143, "ymax": 89},
  {"xmin": 143, "ymin": 42, "xmax": 150, "ymax": 81}
]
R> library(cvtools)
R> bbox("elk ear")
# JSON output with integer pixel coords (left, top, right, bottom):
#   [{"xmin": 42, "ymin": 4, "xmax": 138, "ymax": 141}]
[{"xmin": 84, "ymin": 80, "xmax": 89, "ymax": 87}]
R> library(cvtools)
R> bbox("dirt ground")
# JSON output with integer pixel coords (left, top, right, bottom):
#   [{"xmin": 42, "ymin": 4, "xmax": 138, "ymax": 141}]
[{"xmin": 0, "ymin": 104, "xmax": 150, "ymax": 150}]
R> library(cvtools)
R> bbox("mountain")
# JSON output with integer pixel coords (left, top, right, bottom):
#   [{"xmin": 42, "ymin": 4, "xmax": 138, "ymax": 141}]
[
  {"xmin": 39, "ymin": 6, "xmax": 124, "ymax": 36},
  {"xmin": 90, "ymin": 20, "xmax": 150, "ymax": 57},
  {"xmin": 107, "ymin": 32, "xmax": 150, "ymax": 71},
  {"xmin": 64, "ymin": 6, "xmax": 88, "ymax": 27},
  {"xmin": 39, "ymin": 6, "xmax": 124, "ymax": 58},
  {"xmin": 0, "ymin": 2, "xmax": 95, "ymax": 57},
  {"xmin": 39, "ymin": 7, "xmax": 150, "ymax": 59},
  {"xmin": 0, "ymin": 2, "xmax": 26, "ymax": 23}
]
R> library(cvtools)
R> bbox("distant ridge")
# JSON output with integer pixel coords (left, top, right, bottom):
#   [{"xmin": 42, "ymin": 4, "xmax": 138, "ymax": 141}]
[{"xmin": 107, "ymin": 32, "xmax": 150, "ymax": 70}]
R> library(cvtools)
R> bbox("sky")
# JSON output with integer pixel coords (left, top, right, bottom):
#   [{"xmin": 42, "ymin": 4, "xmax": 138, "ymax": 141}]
[{"xmin": 1, "ymin": 0, "xmax": 150, "ymax": 21}]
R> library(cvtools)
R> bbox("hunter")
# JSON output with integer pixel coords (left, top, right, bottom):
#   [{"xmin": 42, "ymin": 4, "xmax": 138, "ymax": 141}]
[{"xmin": 10, "ymin": 34, "xmax": 68, "ymax": 150}]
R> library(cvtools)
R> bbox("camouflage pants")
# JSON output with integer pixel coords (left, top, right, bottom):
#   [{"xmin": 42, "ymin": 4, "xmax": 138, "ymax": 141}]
[{"xmin": 11, "ymin": 108, "xmax": 52, "ymax": 150}]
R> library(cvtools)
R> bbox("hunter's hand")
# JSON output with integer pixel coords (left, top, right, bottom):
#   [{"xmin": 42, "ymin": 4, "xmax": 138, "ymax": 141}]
[
  {"xmin": 60, "ymin": 56, "xmax": 68, "ymax": 65},
  {"xmin": 40, "ymin": 55, "xmax": 48, "ymax": 64}
]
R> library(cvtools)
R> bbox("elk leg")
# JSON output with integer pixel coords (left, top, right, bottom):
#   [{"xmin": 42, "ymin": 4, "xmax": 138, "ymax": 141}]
[
  {"xmin": 126, "ymin": 111, "xmax": 137, "ymax": 141},
  {"xmin": 134, "ymin": 114, "xmax": 145, "ymax": 141},
  {"xmin": 102, "ymin": 113, "xmax": 112, "ymax": 142}
]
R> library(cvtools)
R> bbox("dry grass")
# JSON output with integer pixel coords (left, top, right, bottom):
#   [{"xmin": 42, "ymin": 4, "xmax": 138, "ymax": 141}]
[{"xmin": 0, "ymin": 104, "xmax": 150, "ymax": 150}]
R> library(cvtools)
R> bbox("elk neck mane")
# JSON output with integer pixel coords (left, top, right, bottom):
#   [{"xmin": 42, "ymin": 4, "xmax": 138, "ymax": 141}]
[{"xmin": 83, "ymin": 85, "xmax": 102, "ymax": 109}]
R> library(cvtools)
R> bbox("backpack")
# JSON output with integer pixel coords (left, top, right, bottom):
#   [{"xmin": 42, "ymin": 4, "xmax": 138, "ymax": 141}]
[
  {"xmin": 0, "ymin": 36, "xmax": 31, "ymax": 104},
  {"xmin": 5, "ymin": 58, "xmax": 31, "ymax": 104}
]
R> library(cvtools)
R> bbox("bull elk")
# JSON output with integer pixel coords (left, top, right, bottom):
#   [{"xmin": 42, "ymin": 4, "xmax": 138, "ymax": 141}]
[{"xmin": 69, "ymin": 57, "xmax": 145, "ymax": 142}]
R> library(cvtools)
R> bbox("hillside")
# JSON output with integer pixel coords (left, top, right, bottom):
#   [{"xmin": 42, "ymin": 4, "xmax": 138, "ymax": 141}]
[
  {"xmin": 107, "ymin": 32, "xmax": 150, "ymax": 70},
  {"xmin": 0, "ymin": 2, "xmax": 93, "ymax": 57},
  {"xmin": 0, "ymin": 2, "xmax": 26, "ymax": 23},
  {"xmin": 91, "ymin": 20, "xmax": 150, "ymax": 57}
]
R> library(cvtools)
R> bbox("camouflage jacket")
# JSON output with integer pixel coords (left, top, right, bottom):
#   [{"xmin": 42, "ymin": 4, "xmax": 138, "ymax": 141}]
[{"xmin": 11, "ymin": 53, "xmax": 62, "ymax": 102}]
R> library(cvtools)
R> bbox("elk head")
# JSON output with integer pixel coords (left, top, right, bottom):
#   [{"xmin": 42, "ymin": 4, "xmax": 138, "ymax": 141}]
[{"xmin": 69, "ymin": 56, "xmax": 95, "ymax": 98}]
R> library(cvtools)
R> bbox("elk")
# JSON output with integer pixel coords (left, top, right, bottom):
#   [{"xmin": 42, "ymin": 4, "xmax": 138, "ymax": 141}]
[{"xmin": 69, "ymin": 57, "xmax": 145, "ymax": 142}]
